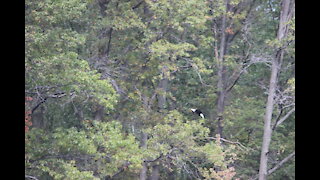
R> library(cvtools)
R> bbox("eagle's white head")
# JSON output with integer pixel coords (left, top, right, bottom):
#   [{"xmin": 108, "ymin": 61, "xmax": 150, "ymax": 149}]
[{"xmin": 190, "ymin": 108, "xmax": 196, "ymax": 112}]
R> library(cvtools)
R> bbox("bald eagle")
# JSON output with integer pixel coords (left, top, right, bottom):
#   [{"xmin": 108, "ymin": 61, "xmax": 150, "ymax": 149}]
[{"xmin": 191, "ymin": 108, "xmax": 205, "ymax": 119}]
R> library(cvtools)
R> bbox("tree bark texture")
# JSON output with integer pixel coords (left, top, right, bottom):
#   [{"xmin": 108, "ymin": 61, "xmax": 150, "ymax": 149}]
[
  {"xmin": 140, "ymin": 132, "xmax": 148, "ymax": 180},
  {"xmin": 215, "ymin": 0, "xmax": 229, "ymax": 138},
  {"xmin": 151, "ymin": 165, "xmax": 160, "ymax": 180},
  {"xmin": 150, "ymin": 67, "xmax": 169, "ymax": 180},
  {"xmin": 258, "ymin": 0, "xmax": 294, "ymax": 179},
  {"xmin": 258, "ymin": 53, "xmax": 279, "ymax": 180},
  {"xmin": 157, "ymin": 66, "xmax": 169, "ymax": 110},
  {"xmin": 31, "ymin": 106, "xmax": 46, "ymax": 129}
]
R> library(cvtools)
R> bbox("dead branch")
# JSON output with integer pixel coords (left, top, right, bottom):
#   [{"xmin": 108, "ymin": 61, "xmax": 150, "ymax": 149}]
[
  {"xmin": 25, "ymin": 175, "xmax": 39, "ymax": 180},
  {"xmin": 274, "ymin": 107, "xmax": 295, "ymax": 128},
  {"xmin": 250, "ymin": 151, "xmax": 295, "ymax": 180},
  {"xmin": 203, "ymin": 137, "xmax": 250, "ymax": 151}
]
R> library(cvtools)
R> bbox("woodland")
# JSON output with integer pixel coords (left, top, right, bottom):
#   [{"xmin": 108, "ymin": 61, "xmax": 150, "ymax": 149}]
[{"xmin": 25, "ymin": 0, "xmax": 295, "ymax": 179}]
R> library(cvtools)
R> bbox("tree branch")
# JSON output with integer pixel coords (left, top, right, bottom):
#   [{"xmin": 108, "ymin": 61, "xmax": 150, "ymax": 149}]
[
  {"xmin": 274, "ymin": 107, "xmax": 295, "ymax": 128},
  {"xmin": 203, "ymin": 137, "xmax": 249, "ymax": 151},
  {"xmin": 192, "ymin": 64, "xmax": 212, "ymax": 87},
  {"xmin": 225, "ymin": 62, "xmax": 251, "ymax": 93},
  {"xmin": 25, "ymin": 175, "xmax": 39, "ymax": 180},
  {"xmin": 106, "ymin": 27, "xmax": 113, "ymax": 57},
  {"xmin": 267, "ymin": 151, "xmax": 295, "ymax": 175},
  {"xmin": 144, "ymin": 154, "xmax": 163, "ymax": 163},
  {"xmin": 251, "ymin": 151, "xmax": 295, "ymax": 180},
  {"xmin": 132, "ymin": 0, "xmax": 144, "ymax": 10},
  {"xmin": 31, "ymin": 92, "xmax": 70, "ymax": 113},
  {"xmin": 272, "ymin": 106, "xmax": 283, "ymax": 131}
]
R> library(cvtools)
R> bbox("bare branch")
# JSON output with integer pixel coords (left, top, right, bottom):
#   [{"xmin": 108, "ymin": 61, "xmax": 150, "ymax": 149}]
[
  {"xmin": 226, "ymin": 51, "xmax": 277, "ymax": 94},
  {"xmin": 193, "ymin": 65, "xmax": 212, "ymax": 87},
  {"xmin": 268, "ymin": 151, "xmax": 295, "ymax": 175},
  {"xmin": 249, "ymin": 54, "xmax": 273, "ymax": 66},
  {"xmin": 225, "ymin": 63, "xmax": 251, "ymax": 93},
  {"xmin": 282, "ymin": 103, "xmax": 295, "ymax": 109},
  {"xmin": 274, "ymin": 87, "xmax": 295, "ymax": 107},
  {"xmin": 183, "ymin": 57, "xmax": 212, "ymax": 87},
  {"xmin": 31, "ymin": 92, "xmax": 73, "ymax": 113},
  {"xmin": 272, "ymin": 106, "xmax": 284, "ymax": 131},
  {"xmin": 250, "ymin": 151, "xmax": 295, "ymax": 180},
  {"xmin": 109, "ymin": 78, "xmax": 126, "ymax": 95},
  {"xmin": 31, "ymin": 97, "xmax": 47, "ymax": 113},
  {"xmin": 25, "ymin": 175, "xmax": 39, "ymax": 180},
  {"xmin": 144, "ymin": 154, "xmax": 163, "ymax": 163},
  {"xmin": 275, "ymin": 107, "xmax": 295, "ymax": 128},
  {"xmin": 203, "ymin": 137, "xmax": 250, "ymax": 151},
  {"xmin": 149, "ymin": 90, "xmax": 158, "ymax": 107},
  {"xmin": 132, "ymin": 0, "xmax": 144, "ymax": 10}
]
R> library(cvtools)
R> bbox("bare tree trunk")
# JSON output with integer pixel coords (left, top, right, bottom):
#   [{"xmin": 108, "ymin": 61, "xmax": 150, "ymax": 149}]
[
  {"xmin": 140, "ymin": 162, "xmax": 148, "ymax": 180},
  {"xmin": 215, "ymin": 0, "xmax": 229, "ymax": 138},
  {"xmin": 258, "ymin": 52, "xmax": 279, "ymax": 180},
  {"xmin": 31, "ymin": 106, "xmax": 46, "ymax": 128},
  {"xmin": 157, "ymin": 66, "xmax": 169, "ymax": 110},
  {"xmin": 150, "ymin": 165, "xmax": 160, "ymax": 180},
  {"xmin": 216, "ymin": 82, "xmax": 226, "ymax": 137},
  {"xmin": 211, "ymin": 0, "xmax": 258, "ymax": 137},
  {"xmin": 157, "ymin": 78, "xmax": 168, "ymax": 110},
  {"xmin": 140, "ymin": 132, "xmax": 148, "ymax": 180},
  {"xmin": 258, "ymin": 0, "xmax": 294, "ymax": 179},
  {"xmin": 150, "ymin": 68, "xmax": 169, "ymax": 180}
]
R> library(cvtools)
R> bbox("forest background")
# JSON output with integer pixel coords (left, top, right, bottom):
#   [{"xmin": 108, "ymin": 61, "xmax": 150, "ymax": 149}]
[{"xmin": 25, "ymin": 0, "xmax": 295, "ymax": 179}]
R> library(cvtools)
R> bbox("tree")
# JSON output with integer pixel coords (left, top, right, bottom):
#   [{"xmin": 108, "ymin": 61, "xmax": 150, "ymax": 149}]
[
  {"xmin": 143, "ymin": 110, "xmax": 238, "ymax": 180},
  {"xmin": 25, "ymin": 0, "xmax": 118, "ymax": 130},
  {"xmin": 25, "ymin": 0, "xmax": 295, "ymax": 179},
  {"xmin": 258, "ymin": 0, "xmax": 295, "ymax": 179}
]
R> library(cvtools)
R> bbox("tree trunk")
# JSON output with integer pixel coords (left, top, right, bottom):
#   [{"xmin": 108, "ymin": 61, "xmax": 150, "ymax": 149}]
[
  {"xmin": 150, "ymin": 68, "xmax": 168, "ymax": 180},
  {"xmin": 140, "ymin": 132, "xmax": 148, "ymax": 180},
  {"xmin": 258, "ymin": 0, "xmax": 294, "ymax": 179},
  {"xmin": 157, "ymin": 78, "xmax": 168, "ymax": 109},
  {"xmin": 216, "ymin": 84, "xmax": 226, "ymax": 137},
  {"xmin": 258, "ymin": 53, "xmax": 279, "ymax": 180},
  {"xmin": 157, "ymin": 66, "xmax": 169, "ymax": 110},
  {"xmin": 150, "ymin": 165, "xmax": 160, "ymax": 180},
  {"xmin": 94, "ymin": 105, "xmax": 105, "ymax": 121},
  {"xmin": 31, "ymin": 106, "xmax": 46, "ymax": 129},
  {"xmin": 215, "ymin": 0, "xmax": 229, "ymax": 138}
]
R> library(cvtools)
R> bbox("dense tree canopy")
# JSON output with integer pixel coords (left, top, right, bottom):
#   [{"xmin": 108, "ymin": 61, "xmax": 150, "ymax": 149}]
[{"xmin": 25, "ymin": 0, "xmax": 295, "ymax": 179}]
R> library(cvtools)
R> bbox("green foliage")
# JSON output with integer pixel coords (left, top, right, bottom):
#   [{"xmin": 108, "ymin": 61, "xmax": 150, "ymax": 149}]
[
  {"xmin": 26, "ymin": 0, "xmax": 118, "ymax": 131},
  {"xmin": 145, "ymin": 0, "xmax": 208, "ymax": 30},
  {"xmin": 150, "ymin": 40, "xmax": 197, "ymax": 60},
  {"xmin": 145, "ymin": 111, "xmax": 237, "ymax": 178},
  {"xmin": 26, "ymin": 51, "xmax": 118, "ymax": 110},
  {"xmin": 25, "ymin": 0, "xmax": 295, "ymax": 179},
  {"xmin": 26, "ymin": 121, "xmax": 143, "ymax": 179},
  {"xmin": 102, "ymin": 1, "xmax": 146, "ymax": 31},
  {"xmin": 37, "ymin": 159, "xmax": 99, "ymax": 180}
]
